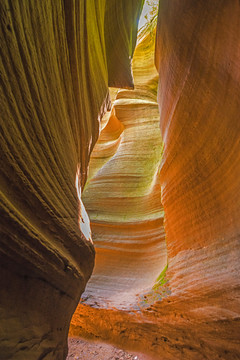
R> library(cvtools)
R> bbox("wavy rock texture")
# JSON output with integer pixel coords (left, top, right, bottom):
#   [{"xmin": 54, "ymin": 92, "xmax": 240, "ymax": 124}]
[
  {"xmin": 80, "ymin": 28, "xmax": 166, "ymax": 309},
  {"xmin": 70, "ymin": 2, "xmax": 240, "ymax": 360},
  {"xmin": 154, "ymin": 0, "xmax": 239, "ymax": 358},
  {"xmin": 70, "ymin": 25, "xmax": 168, "ymax": 344},
  {"xmin": 0, "ymin": 1, "xmax": 143, "ymax": 359}
]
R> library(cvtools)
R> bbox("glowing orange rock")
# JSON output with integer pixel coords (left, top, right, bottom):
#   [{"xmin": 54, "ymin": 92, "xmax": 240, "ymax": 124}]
[
  {"xmin": 70, "ymin": 25, "xmax": 167, "ymax": 348},
  {"xmin": 155, "ymin": 0, "xmax": 240, "ymax": 358},
  {"xmin": 80, "ymin": 25, "xmax": 166, "ymax": 307},
  {"xmin": 70, "ymin": 2, "xmax": 240, "ymax": 359}
]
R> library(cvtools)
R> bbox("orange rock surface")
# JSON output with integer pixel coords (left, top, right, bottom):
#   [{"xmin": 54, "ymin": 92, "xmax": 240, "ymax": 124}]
[
  {"xmin": 70, "ymin": 25, "xmax": 168, "ymax": 351},
  {"xmin": 1, "ymin": 1, "xmax": 240, "ymax": 359},
  {"xmin": 70, "ymin": 2, "xmax": 240, "ymax": 359},
  {"xmin": 154, "ymin": 0, "xmax": 240, "ymax": 357},
  {"xmin": 79, "ymin": 28, "xmax": 167, "ymax": 308}
]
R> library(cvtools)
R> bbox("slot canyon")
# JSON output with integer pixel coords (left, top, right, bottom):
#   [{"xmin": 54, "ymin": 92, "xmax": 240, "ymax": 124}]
[{"xmin": 0, "ymin": 1, "xmax": 239, "ymax": 359}]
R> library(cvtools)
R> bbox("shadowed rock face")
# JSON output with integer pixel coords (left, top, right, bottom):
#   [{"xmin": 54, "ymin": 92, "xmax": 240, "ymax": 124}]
[
  {"xmin": 70, "ymin": 1, "xmax": 240, "ymax": 360},
  {"xmin": 0, "ymin": 1, "xmax": 143, "ymax": 359}
]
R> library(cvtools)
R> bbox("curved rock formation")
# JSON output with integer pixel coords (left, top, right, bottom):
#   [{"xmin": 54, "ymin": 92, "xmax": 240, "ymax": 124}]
[
  {"xmin": 0, "ymin": 1, "xmax": 143, "ymax": 359},
  {"xmin": 70, "ymin": 24, "xmax": 168, "ymax": 342},
  {"xmin": 154, "ymin": 0, "xmax": 240, "ymax": 358},
  {"xmin": 81, "ymin": 87, "xmax": 166, "ymax": 308},
  {"xmin": 75, "ymin": 26, "xmax": 166, "ymax": 309},
  {"xmin": 1, "ymin": 0, "xmax": 240, "ymax": 359},
  {"xmin": 70, "ymin": 1, "xmax": 240, "ymax": 360}
]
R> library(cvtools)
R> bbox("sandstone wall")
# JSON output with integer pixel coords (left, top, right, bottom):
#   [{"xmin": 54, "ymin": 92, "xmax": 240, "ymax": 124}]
[
  {"xmin": 155, "ymin": 0, "xmax": 240, "ymax": 358},
  {"xmin": 70, "ymin": 1, "xmax": 240, "ymax": 359},
  {"xmin": 1, "ymin": 1, "xmax": 239, "ymax": 359},
  {"xmin": 70, "ymin": 24, "xmax": 168, "ymax": 349},
  {"xmin": 0, "ymin": 1, "xmax": 143, "ymax": 359}
]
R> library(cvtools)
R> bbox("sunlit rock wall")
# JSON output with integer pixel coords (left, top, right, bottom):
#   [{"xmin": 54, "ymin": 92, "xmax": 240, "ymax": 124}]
[
  {"xmin": 70, "ymin": 26, "xmax": 167, "ymax": 340},
  {"xmin": 154, "ymin": 0, "xmax": 240, "ymax": 359},
  {"xmin": 80, "ymin": 28, "xmax": 166, "ymax": 309},
  {"xmin": 70, "ymin": 2, "xmax": 240, "ymax": 359},
  {"xmin": 0, "ymin": 1, "xmax": 143, "ymax": 359}
]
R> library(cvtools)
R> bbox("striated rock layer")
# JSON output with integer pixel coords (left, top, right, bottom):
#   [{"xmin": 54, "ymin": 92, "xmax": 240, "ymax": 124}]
[
  {"xmin": 0, "ymin": 1, "xmax": 143, "ymax": 359},
  {"xmin": 79, "ymin": 28, "xmax": 167, "ymax": 309},
  {"xmin": 70, "ymin": 25, "xmax": 168, "ymax": 349},
  {"xmin": 154, "ymin": 0, "xmax": 240, "ymax": 358},
  {"xmin": 70, "ymin": 2, "xmax": 240, "ymax": 360}
]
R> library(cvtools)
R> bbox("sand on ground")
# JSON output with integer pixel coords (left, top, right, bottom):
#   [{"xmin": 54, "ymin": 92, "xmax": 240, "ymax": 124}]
[{"xmin": 67, "ymin": 337, "xmax": 155, "ymax": 360}]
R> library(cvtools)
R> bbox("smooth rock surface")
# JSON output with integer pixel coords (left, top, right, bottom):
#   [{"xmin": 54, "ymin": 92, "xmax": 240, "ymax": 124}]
[
  {"xmin": 1, "ymin": 1, "xmax": 240, "ymax": 359},
  {"xmin": 70, "ymin": 25, "xmax": 168, "ymax": 356},
  {"xmin": 0, "ymin": 1, "xmax": 143, "ymax": 359},
  {"xmin": 70, "ymin": 1, "xmax": 240, "ymax": 359},
  {"xmin": 77, "ymin": 25, "xmax": 166, "ymax": 309},
  {"xmin": 155, "ymin": 1, "xmax": 240, "ymax": 358}
]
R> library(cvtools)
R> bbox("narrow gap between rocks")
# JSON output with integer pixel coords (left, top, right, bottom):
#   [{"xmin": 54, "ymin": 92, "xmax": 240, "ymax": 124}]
[{"xmin": 67, "ymin": 2, "xmax": 166, "ymax": 359}]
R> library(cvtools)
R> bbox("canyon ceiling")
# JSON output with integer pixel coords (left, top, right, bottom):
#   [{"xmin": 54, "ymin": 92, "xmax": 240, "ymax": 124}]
[{"xmin": 0, "ymin": 1, "xmax": 240, "ymax": 360}]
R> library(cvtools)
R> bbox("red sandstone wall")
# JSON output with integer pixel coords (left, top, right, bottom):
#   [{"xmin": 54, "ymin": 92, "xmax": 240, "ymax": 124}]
[{"xmin": 70, "ymin": 2, "xmax": 240, "ymax": 359}]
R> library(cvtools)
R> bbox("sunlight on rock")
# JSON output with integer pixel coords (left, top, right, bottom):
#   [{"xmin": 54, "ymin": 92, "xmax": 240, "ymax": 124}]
[
  {"xmin": 1, "ymin": 0, "xmax": 240, "ymax": 359},
  {"xmin": 75, "ymin": 165, "xmax": 92, "ymax": 243}
]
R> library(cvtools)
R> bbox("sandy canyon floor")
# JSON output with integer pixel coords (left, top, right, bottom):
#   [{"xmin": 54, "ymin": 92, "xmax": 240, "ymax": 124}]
[{"xmin": 67, "ymin": 337, "xmax": 155, "ymax": 360}]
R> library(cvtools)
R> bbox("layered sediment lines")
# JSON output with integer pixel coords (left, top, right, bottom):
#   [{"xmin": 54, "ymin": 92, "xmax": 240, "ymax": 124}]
[
  {"xmin": 0, "ymin": 1, "xmax": 143, "ymax": 359},
  {"xmin": 70, "ymin": 26, "xmax": 167, "ymax": 344},
  {"xmin": 71, "ymin": 2, "xmax": 240, "ymax": 359},
  {"xmin": 1, "ymin": 1, "xmax": 240, "ymax": 359},
  {"xmin": 81, "ymin": 89, "xmax": 166, "ymax": 308},
  {"xmin": 82, "ymin": 27, "xmax": 167, "ymax": 308},
  {"xmin": 154, "ymin": 0, "xmax": 240, "ymax": 359}
]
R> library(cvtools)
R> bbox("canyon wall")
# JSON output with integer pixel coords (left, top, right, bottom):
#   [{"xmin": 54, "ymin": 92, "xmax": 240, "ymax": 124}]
[
  {"xmin": 70, "ymin": 24, "xmax": 169, "ymax": 350},
  {"xmin": 1, "ymin": 0, "xmax": 240, "ymax": 359},
  {"xmin": 155, "ymin": 1, "xmax": 240, "ymax": 356},
  {"xmin": 0, "ymin": 1, "xmax": 143, "ymax": 359},
  {"xmin": 70, "ymin": 1, "xmax": 240, "ymax": 359},
  {"xmin": 81, "ymin": 27, "xmax": 167, "ymax": 309}
]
